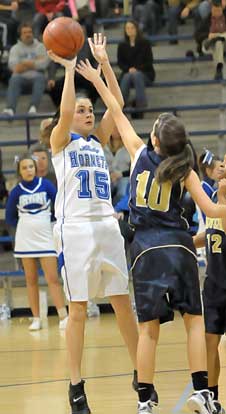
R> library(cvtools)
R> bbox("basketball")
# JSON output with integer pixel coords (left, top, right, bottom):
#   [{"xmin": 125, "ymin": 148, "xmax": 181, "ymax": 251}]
[{"xmin": 43, "ymin": 17, "xmax": 85, "ymax": 59}]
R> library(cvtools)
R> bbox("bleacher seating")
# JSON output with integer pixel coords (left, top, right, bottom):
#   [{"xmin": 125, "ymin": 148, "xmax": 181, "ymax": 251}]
[{"xmin": 0, "ymin": 13, "xmax": 225, "ymax": 308}]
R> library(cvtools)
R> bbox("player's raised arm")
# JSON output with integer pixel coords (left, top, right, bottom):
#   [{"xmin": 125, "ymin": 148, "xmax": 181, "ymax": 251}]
[
  {"xmin": 185, "ymin": 170, "xmax": 226, "ymax": 218},
  {"xmin": 217, "ymin": 178, "xmax": 226, "ymax": 232},
  {"xmin": 76, "ymin": 59, "xmax": 143, "ymax": 160},
  {"xmin": 87, "ymin": 33, "xmax": 124, "ymax": 145},
  {"xmin": 48, "ymin": 51, "xmax": 77, "ymax": 155}
]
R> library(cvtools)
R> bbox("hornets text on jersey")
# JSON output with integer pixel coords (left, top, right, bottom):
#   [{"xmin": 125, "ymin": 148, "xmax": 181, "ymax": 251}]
[{"xmin": 52, "ymin": 133, "xmax": 114, "ymax": 220}]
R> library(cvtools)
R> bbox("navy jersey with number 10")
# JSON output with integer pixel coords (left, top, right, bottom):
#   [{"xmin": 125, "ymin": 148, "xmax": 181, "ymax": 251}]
[{"xmin": 129, "ymin": 145, "xmax": 189, "ymax": 230}]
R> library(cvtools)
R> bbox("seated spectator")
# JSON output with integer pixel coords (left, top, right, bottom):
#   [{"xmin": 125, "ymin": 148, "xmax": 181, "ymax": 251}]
[
  {"xmin": 68, "ymin": 0, "xmax": 96, "ymax": 37},
  {"xmin": 31, "ymin": 142, "xmax": 57, "ymax": 186},
  {"xmin": 2, "ymin": 22, "xmax": 49, "ymax": 116},
  {"xmin": 47, "ymin": 38, "xmax": 98, "ymax": 107},
  {"xmin": 133, "ymin": 0, "xmax": 164, "ymax": 36},
  {"xmin": 104, "ymin": 125, "xmax": 130, "ymax": 205},
  {"xmin": 202, "ymin": 0, "xmax": 226, "ymax": 79},
  {"xmin": 117, "ymin": 19, "xmax": 155, "ymax": 118},
  {"xmin": 167, "ymin": 0, "xmax": 202, "ymax": 44},
  {"xmin": 192, "ymin": 0, "xmax": 226, "ymax": 55},
  {"xmin": 0, "ymin": 0, "xmax": 18, "ymax": 47},
  {"xmin": 33, "ymin": 0, "xmax": 69, "ymax": 40}
]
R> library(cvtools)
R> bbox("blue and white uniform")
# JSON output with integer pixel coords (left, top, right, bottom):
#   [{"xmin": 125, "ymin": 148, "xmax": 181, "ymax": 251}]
[
  {"xmin": 52, "ymin": 133, "xmax": 128, "ymax": 302},
  {"xmin": 6, "ymin": 176, "xmax": 57, "ymax": 258}
]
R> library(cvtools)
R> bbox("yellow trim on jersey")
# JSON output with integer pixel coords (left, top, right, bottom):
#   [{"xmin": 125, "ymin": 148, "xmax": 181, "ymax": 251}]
[
  {"xmin": 131, "ymin": 244, "xmax": 197, "ymax": 271},
  {"xmin": 206, "ymin": 217, "xmax": 224, "ymax": 232}
]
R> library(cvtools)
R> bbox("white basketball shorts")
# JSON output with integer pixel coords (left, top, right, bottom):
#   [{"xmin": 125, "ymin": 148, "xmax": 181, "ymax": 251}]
[{"xmin": 53, "ymin": 216, "xmax": 129, "ymax": 301}]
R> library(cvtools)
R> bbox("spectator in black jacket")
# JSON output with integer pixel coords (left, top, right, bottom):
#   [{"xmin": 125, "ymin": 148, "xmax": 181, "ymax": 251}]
[{"xmin": 117, "ymin": 19, "xmax": 155, "ymax": 118}]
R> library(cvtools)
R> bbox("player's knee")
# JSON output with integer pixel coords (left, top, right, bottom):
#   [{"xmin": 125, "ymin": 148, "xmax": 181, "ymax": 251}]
[
  {"xmin": 206, "ymin": 333, "xmax": 221, "ymax": 352},
  {"xmin": 110, "ymin": 294, "xmax": 131, "ymax": 313},
  {"xmin": 69, "ymin": 302, "xmax": 87, "ymax": 323},
  {"xmin": 139, "ymin": 321, "xmax": 160, "ymax": 341},
  {"xmin": 25, "ymin": 274, "xmax": 38, "ymax": 286},
  {"xmin": 45, "ymin": 275, "xmax": 59, "ymax": 286}
]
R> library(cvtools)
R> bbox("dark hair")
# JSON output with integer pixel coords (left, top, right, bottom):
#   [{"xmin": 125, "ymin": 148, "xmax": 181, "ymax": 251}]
[
  {"xmin": 212, "ymin": 0, "xmax": 222, "ymax": 6},
  {"xmin": 40, "ymin": 108, "xmax": 60, "ymax": 148},
  {"xmin": 76, "ymin": 92, "xmax": 91, "ymax": 102},
  {"xmin": 15, "ymin": 152, "xmax": 37, "ymax": 177},
  {"xmin": 152, "ymin": 113, "xmax": 194, "ymax": 184},
  {"xmin": 31, "ymin": 143, "xmax": 49, "ymax": 154},
  {"xmin": 18, "ymin": 22, "xmax": 33, "ymax": 36},
  {"xmin": 198, "ymin": 150, "xmax": 221, "ymax": 178},
  {"xmin": 40, "ymin": 95, "xmax": 94, "ymax": 147},
  {"xmin": 123, "ymin": 19, "xmax": 143, "ymax": 42}
]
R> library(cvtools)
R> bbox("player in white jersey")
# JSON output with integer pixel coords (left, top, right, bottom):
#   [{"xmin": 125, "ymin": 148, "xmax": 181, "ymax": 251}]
[{"xmin": 48, "ymin": 34, "xmax": 139, "ymax": 414}]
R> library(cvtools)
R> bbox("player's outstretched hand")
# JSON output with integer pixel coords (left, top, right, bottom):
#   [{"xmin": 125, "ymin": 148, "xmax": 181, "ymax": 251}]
[
  {"xmin": 218, "ymin": 178, "xmax": 226, "ymax": 200},
  {"xmin": 88, "ymin": 33, "xmax": 109, "ymax": 65},
  {"xmin": 47, "ymin": 50, "xmax": 77, "ymax": 71},
  {"xmin": 76, "ymin": 59, "xmax": 100, "ymax": 83}
]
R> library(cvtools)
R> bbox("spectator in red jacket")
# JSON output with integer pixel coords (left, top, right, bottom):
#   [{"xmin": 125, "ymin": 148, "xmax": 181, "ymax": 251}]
[
  {"xmin": 202, "ymin": 0, "xmax": 226, "ymax": 80},
  {"xmin": 33, "ymin": 0, "xmax": 69, "ymax": 40}
]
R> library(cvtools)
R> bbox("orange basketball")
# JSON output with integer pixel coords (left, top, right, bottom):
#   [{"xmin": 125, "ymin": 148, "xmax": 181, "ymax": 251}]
[{"xmin": 43, "ymin": 17, "xmax": 85, "ymax": 59}]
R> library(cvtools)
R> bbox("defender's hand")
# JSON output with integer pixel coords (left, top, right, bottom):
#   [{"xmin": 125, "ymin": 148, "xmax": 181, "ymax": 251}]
[{"xmin": 88, "ymin": 33, "xmax": 109, "ymax": 65}]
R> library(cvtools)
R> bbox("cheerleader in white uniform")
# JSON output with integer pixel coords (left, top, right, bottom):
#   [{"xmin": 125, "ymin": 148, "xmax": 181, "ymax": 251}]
[
  {"xmin": 48, "ymin": 33, "xmax": 139, "ymax": 414},
  {"xmin": 6, "ymin": 153, "xmax": 68, "ymax": 331}
]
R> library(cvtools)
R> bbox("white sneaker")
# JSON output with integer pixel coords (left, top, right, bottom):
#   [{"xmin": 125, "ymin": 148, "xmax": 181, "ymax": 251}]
[
  {"xmin": 213, "ymin": 401, "xmax": 225, "ymax": 414},
  {"xmin": 187, "ymin": 390, "xmax": 216, "ymax": 414},
  {"xmin": 2, "ymin": 108, "xmax": 14, "ymax": 116},
  {"xmin": 137, "ymin": 400, "xmax": 154, "ymax": 414},
  {"xmin": 59, "ymin": 316, "xmax": 68, "ymax": 330},
  {"xmin": 28, "ymin": 105, "xmax": 37, "ymax": 114},
  {"xmin": 29, "ymin": 317, "xmax": 42, "ymax": 331},
  {"xmin": 87, "ymin": 301, "xmax": 100, "ymax": 317}
]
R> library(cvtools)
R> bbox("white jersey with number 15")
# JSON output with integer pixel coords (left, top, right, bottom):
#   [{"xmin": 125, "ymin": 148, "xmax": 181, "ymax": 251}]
[{"xmin": 52, "ymin": 133, "xmax": 114, "ymax": 221}]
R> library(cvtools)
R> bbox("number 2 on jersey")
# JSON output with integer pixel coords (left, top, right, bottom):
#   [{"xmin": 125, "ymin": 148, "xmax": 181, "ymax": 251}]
[
  {"xmin": 206, "ymin": 233, "xmax": 222, "ymax": 254},
  {"xmin": 76, "ymin": 170, "xmax": 110, "ymax": 199},
  {"xmin": 136, "ymin": 170, "xmax": 172, "ymax": 211}
]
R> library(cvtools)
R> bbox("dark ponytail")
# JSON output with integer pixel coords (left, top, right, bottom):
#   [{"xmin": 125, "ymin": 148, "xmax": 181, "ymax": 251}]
[
  {"xmin": 156, "ymin": 144, "xmax": 194, "ymax": 184},
  {"xmin": 153, "ymin": 113, "xmax": 194, "ymax": 184}
]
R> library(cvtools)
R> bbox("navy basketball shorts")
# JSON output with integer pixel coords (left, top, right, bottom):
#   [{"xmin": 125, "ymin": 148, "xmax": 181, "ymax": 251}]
[
  {"xmin": 202, "ymin": 277, "xmax": 226, "ymax": 335},
  {"xmin": 130, "ymin": 227, "xmax": 202, "ymax": 323}
]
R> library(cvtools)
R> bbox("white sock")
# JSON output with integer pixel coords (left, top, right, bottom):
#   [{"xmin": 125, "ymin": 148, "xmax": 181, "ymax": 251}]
[{"xmin": 57, "ymin": 307, "xmax": 67, "ymax": 320}]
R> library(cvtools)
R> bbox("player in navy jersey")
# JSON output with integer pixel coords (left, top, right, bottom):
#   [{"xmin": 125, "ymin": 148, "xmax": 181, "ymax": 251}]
[
  {"xmin": 48, "ymin": 34, "xmax": 139, "ymax": 414},
  {"xmin": 193, "ymin": 178, "xmax": 226, "ymax": 414},
  {"xmin": 5, "ymin": 153, "xmax": 68, "ymax": 331},
  {"xmin": 198, "ymin": 149, "xmax": 225, "ymax": 223},
  {"xmin": 76, "ymin": 60, "xmax": 226, "ymax": 414}
]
